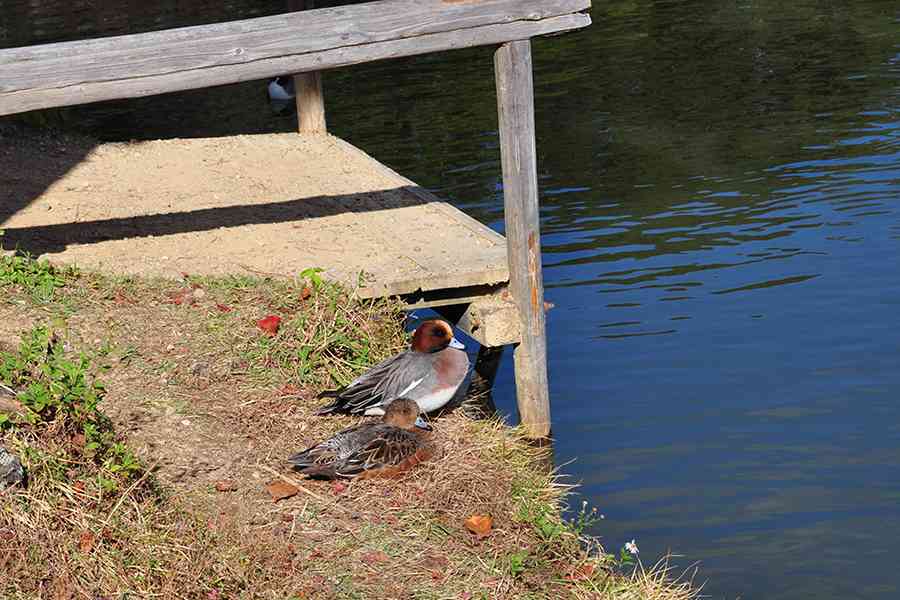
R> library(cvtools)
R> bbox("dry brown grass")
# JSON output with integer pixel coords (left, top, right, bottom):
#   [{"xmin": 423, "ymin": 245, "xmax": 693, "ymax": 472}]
[{"xmin": 0, "ymin": 262, "xmax": 701, "ymax": 599}]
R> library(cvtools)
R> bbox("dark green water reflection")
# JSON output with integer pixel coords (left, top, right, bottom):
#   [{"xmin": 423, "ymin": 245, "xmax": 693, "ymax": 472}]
[{"xmin": 3, "ymin": 1, "xmax": 900, "ymax": 598}]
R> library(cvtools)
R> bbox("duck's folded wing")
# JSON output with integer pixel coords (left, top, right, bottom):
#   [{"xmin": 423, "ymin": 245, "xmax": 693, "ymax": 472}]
[
  {"xmin": 316, "ymin": 351, "xmax": 424, "ymax": 414},
  {"xmin": 287, "ymin": 424, "xmax": 365, "ymax": 470},
  {"xmin": 332, "ymin": 427, "xmax": 422, "ymax": 478}
]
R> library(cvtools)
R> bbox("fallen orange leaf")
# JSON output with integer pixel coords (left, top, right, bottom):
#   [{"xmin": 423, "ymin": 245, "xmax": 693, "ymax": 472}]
[
  {"xmin": 266, "ymin": 480, "xmax": 299, "ymax": 502},
  {"xmin": 566, "ymin": 563, "xmax": 596, "ymax": 581},
  {"xmin": 257, "ymin": 315, "xmax": 282, "ymax": 336},
  {"xmin": 464, "ymin": 514, "xmax": 492, "ymax": 539},
  {"xmin": 78, "ymin": 531, "xmax": 95, "ymax": 553}
]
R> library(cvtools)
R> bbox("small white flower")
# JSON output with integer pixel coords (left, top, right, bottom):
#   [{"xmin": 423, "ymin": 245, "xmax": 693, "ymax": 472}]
[{"xmin": 625, "ymin": 539, "xmax": 639, "ymax": 555}]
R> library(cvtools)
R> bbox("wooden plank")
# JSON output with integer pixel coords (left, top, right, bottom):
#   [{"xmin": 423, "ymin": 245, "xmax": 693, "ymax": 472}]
[
  {"xmin": 0, "ymin": 0, "xmax": 591, "ymax": 116},
  {"xmin": 289, "ymin": 0, "xmax": 327, "ymax": 134},
  {"xmin": 494, "ymin": 40, "xmax": 551, "ymax": 439},
  {"xmin": 329, "ymin": 136, "xmax": 507, "ymax": 247},
  {"xmin": 0, "ymin": 131, "xmax": 509, "ymax": 299}
]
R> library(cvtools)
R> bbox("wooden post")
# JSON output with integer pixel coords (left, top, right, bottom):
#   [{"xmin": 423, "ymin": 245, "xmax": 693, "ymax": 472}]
[
  {"xmin": 288, "ymin": 0, "xmax": 327, "ymax": 134},
  {"xmin": 494, "ymin": 40, "xmax": 550, "ymax": 438}
]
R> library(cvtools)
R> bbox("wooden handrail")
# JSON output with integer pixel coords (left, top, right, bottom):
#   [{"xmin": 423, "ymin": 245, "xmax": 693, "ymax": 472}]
[{"xmin": 0, "ymin": 0, "xmax": 590, "ymax": 116}]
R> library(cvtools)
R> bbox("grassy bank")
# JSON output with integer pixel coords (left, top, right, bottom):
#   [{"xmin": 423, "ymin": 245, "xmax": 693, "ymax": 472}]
[{"xmin": 0, "ymin": 255, "xmax": 698, "ymax": 599}]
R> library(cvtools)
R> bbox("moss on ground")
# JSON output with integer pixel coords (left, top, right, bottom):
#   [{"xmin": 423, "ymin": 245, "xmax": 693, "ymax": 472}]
[{"xmin": 0, "ymin": 255, "xmax": 698, "ymax": 599}]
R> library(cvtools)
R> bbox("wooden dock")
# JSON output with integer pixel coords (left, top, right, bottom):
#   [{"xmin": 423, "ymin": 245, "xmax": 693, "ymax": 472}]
[
  {"xmin": 0, "ymin": 0, "xmax": 592, "ymax": 437},
  {"xmin": 0, "ymin": 133, "xmax": 509, "ymax": 300}
]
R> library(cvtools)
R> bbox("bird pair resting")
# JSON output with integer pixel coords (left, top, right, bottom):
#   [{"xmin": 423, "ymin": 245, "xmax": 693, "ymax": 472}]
[{"xmin": 288, "ymin": 320, "xmax": 469, "ymax": 480}]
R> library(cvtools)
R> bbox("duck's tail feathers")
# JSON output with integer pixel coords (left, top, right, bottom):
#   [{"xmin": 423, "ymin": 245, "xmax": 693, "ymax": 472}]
[
  {"xmin": 294, "ymin": 464, "xmax": 341, "ymax": 480},
  {"xmin": 315, "ymin": 388, "xmax": 349, "ymax": 415},
  {"xmin": 314, "ymin": 398, "xmax": 345, "ymax": 415},
  {"xmin": 287, "ymin": 449, "xmax": 313, "ymax": 468}
]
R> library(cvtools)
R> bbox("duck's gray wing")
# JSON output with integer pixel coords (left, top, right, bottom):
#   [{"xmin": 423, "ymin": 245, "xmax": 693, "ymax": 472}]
[
  {"xmin": 316, "ymin": 351, "xmax": 430, "ymax": 415},
  {"xmin": 331, "ymin": 426, "xmax": 423, "ymax": 478},
  {"xmin": 288, "ymin": 423, "xmax": 373, "ymax": 472}
]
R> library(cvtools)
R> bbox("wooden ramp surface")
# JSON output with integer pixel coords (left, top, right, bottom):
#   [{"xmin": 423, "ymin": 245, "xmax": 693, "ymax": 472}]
[{"xmin": 0, "ymin": 132, "xmax": 509, "ymax": 298}]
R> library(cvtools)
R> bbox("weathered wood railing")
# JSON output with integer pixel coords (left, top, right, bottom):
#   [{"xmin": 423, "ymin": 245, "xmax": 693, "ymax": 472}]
[{"xmin": 0, "ymin": 0, "xmax": 592, "ymax": 438}]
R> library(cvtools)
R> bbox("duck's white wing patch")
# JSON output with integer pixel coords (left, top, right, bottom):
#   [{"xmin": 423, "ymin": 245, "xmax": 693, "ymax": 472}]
[
  {"xmin": 398, "ymin": 377, "xmax": 425, "ymax": 398},
  {"xmin": 361, "ymin": 377, "xmax": 422, "ymax": 416}
]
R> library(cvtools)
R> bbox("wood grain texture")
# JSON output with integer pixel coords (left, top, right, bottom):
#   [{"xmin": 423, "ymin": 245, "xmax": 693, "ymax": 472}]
[
  {"xmin": 495, "ymin": 40, "xmax": 551, "ymax": 439},
  {"xmin": 294, "ymin": 71, "xmax": 327, "ymax": 134},
  {"xmin": 289, "ymin": 0, "xmax": 327, "ymax": 134},
  {"xmin": 0, "ymin": 0, "xmax": 591, "ymax": 116}
]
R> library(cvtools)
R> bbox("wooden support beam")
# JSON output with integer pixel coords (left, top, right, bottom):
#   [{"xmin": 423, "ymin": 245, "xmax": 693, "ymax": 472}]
[
  {"xmin": 0, "ymin": 0, "xmax": 591, "ymax": 116},
  {"xmin": 288, "ymin": 0, "xmax": 327, "ymax": 134},
  {"xmin": 294, "ymin": 71, "xmax": 326, "ymax": 134},
  {"xmin": 494, "ymin": 40, "xmax": 551, "ymax": 439}
]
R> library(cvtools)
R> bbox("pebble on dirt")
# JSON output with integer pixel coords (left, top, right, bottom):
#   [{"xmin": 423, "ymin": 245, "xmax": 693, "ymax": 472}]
[{"xmin": 0, "ymin": 446, "xmax": 25, "ymax": 489}]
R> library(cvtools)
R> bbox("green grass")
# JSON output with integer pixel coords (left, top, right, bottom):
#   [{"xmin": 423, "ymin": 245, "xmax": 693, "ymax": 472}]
[
  {"xmin": 0, "ymin": 252, "xmax": 70, "ymax": 303},
  {"xmin": 0, "ymin": 325, "xmax": 143, "ymax": 490},
  {"xmin": 0, "ymin": 256, "xmax": 701, "ymax": 599}
]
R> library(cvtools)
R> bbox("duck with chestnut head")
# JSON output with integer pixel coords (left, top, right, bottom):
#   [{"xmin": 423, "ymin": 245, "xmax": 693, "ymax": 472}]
[{"xmin": 316, "ymin": 319, "xmax": 469, "ymax": 422}]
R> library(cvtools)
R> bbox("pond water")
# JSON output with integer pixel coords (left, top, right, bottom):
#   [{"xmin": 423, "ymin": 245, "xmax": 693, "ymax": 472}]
[{"xmin": 3, "ymin": 1, "xmax": 900, "ymax": 598}]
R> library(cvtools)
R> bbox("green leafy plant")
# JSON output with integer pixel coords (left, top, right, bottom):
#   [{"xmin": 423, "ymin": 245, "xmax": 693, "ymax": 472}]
[
  {"xmin": 0, "ymin": 326, "xmax": 142, "ymax": 486},
  {"xmin": 0, "ymin": 253, "xmax": 69, "ymax": 302},
  {"xmin": 505, "ymin": 550, "xmax": 530, "ymax": 577},
  {"xmin": 298, "ymin": 266, "xmax": 325, "ymax": 290}
]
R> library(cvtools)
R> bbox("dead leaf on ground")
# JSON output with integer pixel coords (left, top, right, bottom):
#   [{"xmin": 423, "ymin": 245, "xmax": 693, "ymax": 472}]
[
  {"xmin": 214, "ymin": 480, "xmax": 238, "ymax": 492},
  {"xmin": 78, "ymin": 531, "xmax": 95, "ymax": 553},
  {"xmin": 360, "ymin": 550, "xmax": 389, "ymax": 565},
  {"xmin": 266, "ymin": 480, "xmax": 299, "ymax": 502},
  {"xmin": 422, "ymin": 554, "xmax": 449, "ymax": 571},
  {"xmin": 71, "ymin": 433, "xmax": 85, "ymax": 448},
  {"xmin": 464, "ymin": 514, "xmax": 492, "ymax": 539},
  {"xmin": 257, "ymin": 315, "xmax": 282, "ymax": 336},
  {"xmin": 565, "ymin": 563, "xmax": 596, "ymax": 581},
  {"xmin": 300, "ymin": 286, "xmax": 312, "ymax": 300},
  {"xmin": 215, "ymin": 303, "xmax": 233, "ymax": 313},
  {"xmin": 165, "ymin": 288, "xmax": 194, "ymax": 306},
  {"xmin": 278, "ymin": 384, "xmax": 301, "ymax": 397},
  {"xmin": 331, "ymin": 480, "xmax": 348, "ymax": 495}
]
